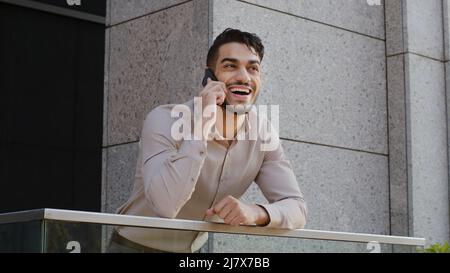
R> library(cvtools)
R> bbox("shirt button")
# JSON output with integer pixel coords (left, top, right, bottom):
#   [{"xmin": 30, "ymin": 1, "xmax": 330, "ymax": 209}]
[
  {"xmin": 199, "ymin": 151, "xmax": 204, "ymax": 155},
  {"xmin": 191, "ymin": 177, "xmax": 195, "ymax": 182}
]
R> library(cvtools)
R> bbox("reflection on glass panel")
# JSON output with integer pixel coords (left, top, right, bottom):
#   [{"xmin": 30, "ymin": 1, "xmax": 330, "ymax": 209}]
[
  {"xmin": 0, "ymin": 221, "xmax": 43, "ymax": 253},
  {"xmin": 44, "ymin": 220, "xmax": 101, "ymax": 253}
]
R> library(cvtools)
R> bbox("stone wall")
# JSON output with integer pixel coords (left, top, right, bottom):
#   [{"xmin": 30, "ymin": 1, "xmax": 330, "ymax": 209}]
[{"xmin": 103, "ymin": 0, "xmax": 450, "ymax": 250}]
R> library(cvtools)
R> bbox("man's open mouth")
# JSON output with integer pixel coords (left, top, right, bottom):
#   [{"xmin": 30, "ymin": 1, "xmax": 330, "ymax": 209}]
[{"xmin": 228, "ymin": 86, "xmax": 252, "ymax": 96}]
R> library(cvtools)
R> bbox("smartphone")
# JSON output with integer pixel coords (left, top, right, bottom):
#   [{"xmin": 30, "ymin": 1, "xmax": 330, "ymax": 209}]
[
  {"xmin": 202, "ymin": 68, "xmax": 218, "ymax": 87},
  {"xmin": 202, "ymin": 68, "xmax": 226, "ymax": 107}
]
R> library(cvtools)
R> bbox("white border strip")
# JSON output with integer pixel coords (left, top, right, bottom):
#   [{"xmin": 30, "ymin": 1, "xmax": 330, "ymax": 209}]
[
  {"xmin": 0, "ymin": 208, "xmax": 425, "ymax": 246},
  {"xmin": 0, "ymin": 0, "xmax": 105, "ymax": 24}
]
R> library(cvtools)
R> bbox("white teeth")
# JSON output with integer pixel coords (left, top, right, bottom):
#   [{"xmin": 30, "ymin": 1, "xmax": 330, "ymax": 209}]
[{"xmin": 229, "ymin": 88, "xmax": 250, "ymax": 94}]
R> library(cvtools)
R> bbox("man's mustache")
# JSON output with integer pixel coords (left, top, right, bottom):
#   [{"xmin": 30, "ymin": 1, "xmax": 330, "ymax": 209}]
[{"xmin": 226, "ymin": 82, "xmax": 255, "ymax": 91}]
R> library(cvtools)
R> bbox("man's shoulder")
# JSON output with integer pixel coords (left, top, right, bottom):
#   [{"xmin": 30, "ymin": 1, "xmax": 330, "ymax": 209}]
[
  {"xmin": 145, "ymin": 99, "xmax": 194, "ymax": 120},
  {"xmin": 142, "ymin": 100, "xmax": 195, "ymax": 137}
]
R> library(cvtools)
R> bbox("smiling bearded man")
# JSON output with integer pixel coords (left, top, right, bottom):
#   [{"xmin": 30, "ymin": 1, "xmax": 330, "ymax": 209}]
[{"xmin": 109, "ymin": 28, "xmax": 307, "ymax": 253}]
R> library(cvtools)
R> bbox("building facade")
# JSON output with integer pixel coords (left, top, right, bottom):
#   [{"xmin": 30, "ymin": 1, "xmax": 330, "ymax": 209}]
[
  {"xmin": 2, "ymin": 0, "xmax": 449, "ymax": 250},
  {"xmin": 103, "ymin": 0, "xmax": 450, "ymax": 248}
]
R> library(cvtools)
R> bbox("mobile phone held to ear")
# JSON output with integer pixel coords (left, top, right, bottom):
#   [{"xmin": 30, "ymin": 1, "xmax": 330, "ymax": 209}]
[
  {"xmin": 201, "ymin": 68, "xmax": 250, "ymax": 114},
  {"xmin": 202, "ymin": 68, "xmax": 226, "ymax": 107},
  {"xmin": 202, "ymin": 68, "xmax": 218, "ymax": 87}
]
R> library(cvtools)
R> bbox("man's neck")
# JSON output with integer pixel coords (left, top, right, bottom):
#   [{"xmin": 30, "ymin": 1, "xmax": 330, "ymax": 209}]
[{"xmin": 215, "ymin": 105, "xmax": 246, "ymax": 140}]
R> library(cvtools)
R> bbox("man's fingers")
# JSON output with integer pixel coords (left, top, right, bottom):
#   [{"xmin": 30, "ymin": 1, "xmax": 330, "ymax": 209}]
[
  {"xmin": 224, "ymin": 209, "xmax": 240, "ymax": 225},
  {"xmin": 199, "ymin": 80, "xmax": 228, "ymax": 107},
  {"xmin": 229, "ymin": 215, "xmax": 243, "ymax": 226},
  {"xmin": 213, "ymin": 196, "xmax": 232, "ymax": 214},
  {"xmin": 200, "ymin": 85, "xmax": 225, "ymax": 100},
  {"xmin": 221, "ymin": 83, "xmax": 228, "ymax": 96},
  {"xmin": 213, "ymin": 196, "xmax": 236, "ymax": 214},
  {"xmin": 207, "ymin": 196, "xmax": 253, "ymax": 226},
  {"xmin": 199, "ymin": 79, "xmax": 216, "ymax": 96},
  {"xmin": 205, "ymin": 208, "xmax": 215, "ymax": 217},
  {"xmin": 217, "ymin": 203, "xmax": 234, "ymax": 219},
  {"xmin": 216, "ymin": 92, "xmax": 226, "ymax": 105},
  {"xmin": 208, "ymin": 196, "xmax": 242, "ymax": 222}
]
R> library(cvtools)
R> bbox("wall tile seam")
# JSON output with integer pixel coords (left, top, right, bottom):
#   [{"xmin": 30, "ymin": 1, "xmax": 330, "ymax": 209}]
[
  {"xmin": 104, "ymin": 140, "xmax": 139, "ymax": 149},
  {"xmin": 441, "ymin": 0, "xmax": 450, "ymax": 240},
  {"xmin": 444, "ymin": 0, "xmax": 450, "ymax": 62},
  {"xmin": 280, "ymin": 137, "xmax": 388, "ymax": 157},
  {"xmin": 436, "ymin": 0, "xmax": 447, "ymax": 63},
  {"xmin": 387, "ymin": 51, "xmax": 446, "ymax": 63},
  {"xmin": 401, "ymin": 0, "xmax": 408, "ymax": 60},
  {"xmin": 443, "ymin": 0, "xmax": 450, "ymax": 239},
  {"xmin": 383, "ymin": 0, "xmax": 392, "ymax": 237},
  {"xmin": 444, "ymin": 57, "xmax": 450, "ymax": 244},
  {"xmin": 103, "ymin": 23, "xmax": 111, "ymax": 214},
  {"xmin": 104, "ymin": 26, "xmax": 111, "ymax": 156},
  {"xmin": 107, "ymin": 0, "xmax": 111, "ymax": 27},
  {"xmin": 235, "ymin": 0, "xmax": 385, "ymax": 42},
  {"xmin": 106, "ymin": 0, "xmax": 193, "ymax": 29},
  {"xmin": 442, "ymin": 0, "xmax": 448, "ymax": 63},
  {"xmin": 400, "ymin": 0, "xmax": 411, "ymax": 236}
]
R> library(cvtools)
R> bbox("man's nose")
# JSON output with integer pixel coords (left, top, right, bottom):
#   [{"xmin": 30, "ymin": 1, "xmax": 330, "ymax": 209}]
[{"xmin": 235, "ymin": 67, "xmax": 251, "ymax": 84}]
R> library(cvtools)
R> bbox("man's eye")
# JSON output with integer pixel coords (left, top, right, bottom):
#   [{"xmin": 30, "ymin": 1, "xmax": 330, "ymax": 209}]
[
  {"xmin": 224, "ymin": 64, "xmax": 235, "ymax": 68},
  {"xmin": 250, "ymin": 67, "xmax": 259, "ymax": 72}
]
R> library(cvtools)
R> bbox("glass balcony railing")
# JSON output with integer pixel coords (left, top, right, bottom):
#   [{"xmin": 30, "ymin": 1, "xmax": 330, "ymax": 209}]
[{"xmin": 0, "ymin": 209, "xmax": 425, "ymax": 253}]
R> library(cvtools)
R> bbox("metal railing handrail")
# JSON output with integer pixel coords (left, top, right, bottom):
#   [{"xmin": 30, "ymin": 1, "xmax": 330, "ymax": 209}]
[{"xmin": 0, "ymin": 208, "xmax": 425, "ymax": 246}]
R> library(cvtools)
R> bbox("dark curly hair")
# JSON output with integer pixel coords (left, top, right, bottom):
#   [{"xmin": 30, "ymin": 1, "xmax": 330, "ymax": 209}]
[{"xmin": 206, "ymin": 28, "xmax": 264, "ymax": 69}]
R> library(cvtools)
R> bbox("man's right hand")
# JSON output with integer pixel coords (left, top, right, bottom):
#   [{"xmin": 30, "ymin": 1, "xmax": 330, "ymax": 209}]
[{"xmin": 198, "ymin": 78, "xmax": 227, "ymax": 134}]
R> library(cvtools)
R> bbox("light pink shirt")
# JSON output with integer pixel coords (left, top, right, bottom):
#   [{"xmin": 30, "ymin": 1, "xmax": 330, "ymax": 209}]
[{"xmin": 116, "ymin": 99, "xmax": 307, "ymax": 252}]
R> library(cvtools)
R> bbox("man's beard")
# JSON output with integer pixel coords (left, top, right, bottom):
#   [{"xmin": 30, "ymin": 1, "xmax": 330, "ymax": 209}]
[{"xmin": 221, "ymin": 91, "xmax": 259, "ymax": 115}]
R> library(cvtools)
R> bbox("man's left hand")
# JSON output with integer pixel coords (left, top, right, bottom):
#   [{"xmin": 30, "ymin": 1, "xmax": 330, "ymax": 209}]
[{"xmin": 205, "ymin": 195, "xmax": 269, "ymax": 226}]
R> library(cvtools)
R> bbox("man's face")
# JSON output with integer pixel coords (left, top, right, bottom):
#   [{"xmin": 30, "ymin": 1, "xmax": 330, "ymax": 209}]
[{"xmin": 213, "ymin": 42, "xmax": 261, "ymax": 106}]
